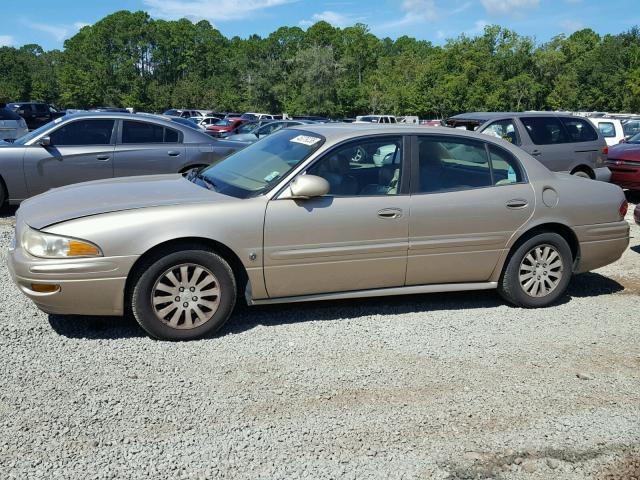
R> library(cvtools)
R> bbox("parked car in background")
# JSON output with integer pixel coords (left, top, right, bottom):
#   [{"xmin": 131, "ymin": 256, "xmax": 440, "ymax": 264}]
[
  {"xmin": 589, "ymin": 118, "xmax": 626, "ymax": 146},
  {"xmin": 292, "ymin": 115, "xmax": 329, "ymax": 123},
  {"xmin": 421, "ymin": 120, "xmax": 444, "ymax": 127},
  {"xmin": 398, "ymin": 116, "xmax": 419, "ymax": 124},
  {"xmin": 163, "ymin": 109, "xmax": 207, "ymax": 118},
  {"xmin": 0, "ymin": 104, "xmax": 28, "ymax": 141},
  {"xmin": 206, "ymin": 118, "xmax": 249, "ymax": 138},
  {"xmin": 634, "ymin": 204, "xmax": 640, "ymax": 225},
  {"xmin": 355, "ymin": 115, "xmax": 397, "ymax": 124},
  {"xmin": 6, "ymin": 102, "xmax": 66, "ymax": 130},
  {"xmin": 0, "ymin": 112, "xmax": 244, "ymax": 207},
  {"xmin": 447, "ymin": 112, "xmax": 610, "ymax": 181},
  {"xmin": 8, "ymin": 124, "xmax": 629, "ymax": 340},
  {"xmin": 225, "ymin": 120, "xmax": 313, "ymax": 143},
  {"xmin": 240, "ymin": 113, "xmax": 274, "ymax": 121},
  {"xmin": 606, "ymin": 132, "xmax": 640, "ymax": 192}
]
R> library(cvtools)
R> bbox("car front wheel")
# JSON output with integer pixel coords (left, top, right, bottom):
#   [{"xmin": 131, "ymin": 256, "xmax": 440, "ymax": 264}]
[
  {"xmin": 498, "ymin": 232, "xmax": 573, "ymax": 308},
  {"xmin": 130, "ymin": 247, "xmax": 236, "ymax": 340}
]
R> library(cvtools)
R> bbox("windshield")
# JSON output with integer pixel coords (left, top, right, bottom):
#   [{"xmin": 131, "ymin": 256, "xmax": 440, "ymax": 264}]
[
  {"xmin": 194, "ymin": 129, "xmax": 324, "ymax": 198},
  {"xmin": 359, "ymin": 116, "xmax": 379, "ymax": 123},
  {"xmin": 628, "ymin": 132, "xmax": 640, "ymax": 144},
  {"xmin": 241, "ymin": 113, "xmax": 257, "ymax": 120},
  {"xmin": 236, "ymin": 122, "xmax": 259, "ymax": 134},
  {"xmin": 212, "ymin": 119, "xmax": 234, "ymax": 127},
  {"xmin": 13, "ymin": 118, "xmax": 63, "ymax": 145}
]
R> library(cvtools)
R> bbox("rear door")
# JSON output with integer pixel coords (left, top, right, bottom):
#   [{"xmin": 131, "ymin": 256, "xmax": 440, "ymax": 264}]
[
  {"xmin": 23, "ymin": 118, "xmax": 116, "ymax": 196},
  {"xmin": 518, "ymin": 116, "xmax": 573, "ymax": 172},
  {"xmin": 558, "ymin": 116, "xmax": 603, "ymax": 171},
  {"xmin": 113, "ymin": 120, "xmax": 186, "ymax": 176},
  {"xmin": 407, "ymin": 134, "xmax": 534, "ymax": 285}
]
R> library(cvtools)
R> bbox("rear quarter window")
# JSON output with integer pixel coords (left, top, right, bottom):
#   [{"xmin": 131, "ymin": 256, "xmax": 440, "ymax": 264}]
[{"xmin": 597, "ymin": 122, "xmax": 616, "ymax": 138}]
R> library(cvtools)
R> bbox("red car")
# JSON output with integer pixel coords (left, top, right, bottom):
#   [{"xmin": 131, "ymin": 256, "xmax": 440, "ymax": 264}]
[
  {"xmin": 607, "ymin": 133, "xmax": 640, "ymax": 192},
  {"xmin": 206, "ymin": 118, "xmax": 247, "ymax": 138}
]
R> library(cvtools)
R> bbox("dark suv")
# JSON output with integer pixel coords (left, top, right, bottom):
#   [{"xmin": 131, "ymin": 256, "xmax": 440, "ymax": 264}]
[
  {"xmin": 447, "ymin": 112, "xmax": 611, "ymax": 182},
  {"xmin": 6, "ymin": 102, "xmax": 66, "ymax": 130}
]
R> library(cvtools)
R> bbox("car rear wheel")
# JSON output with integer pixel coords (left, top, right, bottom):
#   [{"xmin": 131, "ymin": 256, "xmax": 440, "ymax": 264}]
[
  {"xmin": 571, "ymin": 169, "xmax": 592, "ymax": 179},
  {"xmin": 130, "ymin": 247, "xmax": 236, "ymax": 340},
  {"xmin": 498, "ymin": 233, "xmax": 572, "ymax": 308}
]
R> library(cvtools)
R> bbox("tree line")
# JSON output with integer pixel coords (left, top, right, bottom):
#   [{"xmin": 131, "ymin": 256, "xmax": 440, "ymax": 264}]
[{"xmin": 1, "ymin": 10, "xmax": 639, "ymax": 118}]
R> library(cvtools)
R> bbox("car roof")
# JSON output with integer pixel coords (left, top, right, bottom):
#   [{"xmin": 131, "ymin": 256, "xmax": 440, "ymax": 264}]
[
  {"xmin": 448, "ymin": 111, "xmax": 579, "ymax": 122},
  {"xmin": 289, "ymin": 123, "xmax": 494, "ymax": 143}
]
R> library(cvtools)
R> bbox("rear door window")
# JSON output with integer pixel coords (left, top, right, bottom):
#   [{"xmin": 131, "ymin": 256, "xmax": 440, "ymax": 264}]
[
  {"xmin": 520, "ymin": 117, "xmax": 569, "ymax": 145},
  {"xmin": 49, "ymin": 120, "xmax": 115, "ymax": 146},
  {"xmin": 560, "ymin": 117, "xmax": 599, "ymax": 142},
  {"xmin": 122, "ymin": 121, "xmax": 181, "ymax": 144},
  {"xmin": 489, "ymin": 145, "xmax": 525, "ymax": 185}
]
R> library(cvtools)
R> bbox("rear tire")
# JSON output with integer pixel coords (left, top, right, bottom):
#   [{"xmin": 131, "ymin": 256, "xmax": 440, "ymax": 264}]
[
  {"xmin": 571, "ymin": 169, "xmax": 592, "ymax": 179},
  {"xmin": 498, "ymin": 233, "xmax": 573, "ymax": 308},
  {"xmin": 130, "ymin": 246, "xmax": 236, "ymax": 340}
]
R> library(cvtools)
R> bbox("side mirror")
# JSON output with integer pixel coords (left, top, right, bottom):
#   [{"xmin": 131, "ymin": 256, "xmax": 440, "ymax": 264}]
[
  {"xmin": 285, "ymin": 175, "xmax": 330, "ymax": 199},
  {"xmin": 38, "ymin": 136, "xmax": 51, "ymax": 147}
]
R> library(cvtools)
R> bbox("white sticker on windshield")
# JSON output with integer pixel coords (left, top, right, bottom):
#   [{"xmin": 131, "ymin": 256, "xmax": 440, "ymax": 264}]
[
  {"xmin": 290, "ymin": 135, "xmax": 321, "ymax": 146},
  {"xmin": 264, "ymin": 171, "xmax": 280, "ymax": 182}
]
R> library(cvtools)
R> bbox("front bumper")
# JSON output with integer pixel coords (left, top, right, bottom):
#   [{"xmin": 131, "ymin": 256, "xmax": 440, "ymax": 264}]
[
  {"xmin": 7, "ymin": 245, "xmax": 139, "ymax": 316},
  {"xmin": 606, "ymin": 161, "xmax": 640, "ymax": 191}
]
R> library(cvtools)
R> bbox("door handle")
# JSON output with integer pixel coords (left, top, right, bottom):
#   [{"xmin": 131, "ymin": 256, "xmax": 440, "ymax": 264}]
[
  {"xmin": 96, "ymin": 155, "xmax": 110, "ymax": 161},
  {"xmin": 506, "ymin": 199, "xmax": 528, "ymax": 209},
  {"xmin": 377, "ymin": 208, "xmax": 403, "ymax": 219},
  {"xmin": 530, "ymin": 149, "xmax": 542, "ymax": 156},
  {"xmin": 168, "ymin": 151, "xmax": 180, "ymax": 157}
]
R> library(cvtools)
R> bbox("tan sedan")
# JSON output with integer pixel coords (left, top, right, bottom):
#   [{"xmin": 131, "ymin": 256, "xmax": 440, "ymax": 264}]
[{"xmin": 8, "ymin": 125, "xmax": 630, "ymax": 340}]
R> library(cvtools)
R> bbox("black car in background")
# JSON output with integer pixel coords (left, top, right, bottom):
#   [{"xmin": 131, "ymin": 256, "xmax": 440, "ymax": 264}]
[{"xmin": 6, "ymin": 102, "xmax": 66, "ymax": 130}]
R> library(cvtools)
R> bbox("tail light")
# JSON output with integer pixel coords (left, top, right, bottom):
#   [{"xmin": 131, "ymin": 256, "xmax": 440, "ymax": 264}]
[
  {"xmin": 620, "ymin": 200, "xmax": 628, "ymax": 219},
  {"xmin": 602, "ymin": 146, "xmax": 609, "ymax": 155}
]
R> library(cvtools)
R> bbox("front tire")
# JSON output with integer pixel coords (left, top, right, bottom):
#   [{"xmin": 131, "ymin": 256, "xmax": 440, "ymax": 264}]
[
  {"xmin": 498, "ymin": 233, "xmax": 572, "ymax": 308},
  {"xmin": 130, "ymin": 247, "xmax": 236, "ymax": 340}
]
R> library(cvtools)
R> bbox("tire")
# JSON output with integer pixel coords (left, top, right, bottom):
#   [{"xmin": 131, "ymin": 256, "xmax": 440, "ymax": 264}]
[
  {"xmin": 0, "ymin": 180, "xmax": 6, "ymax": 210},
  {"xmin": 130, "ymin": 246, "xmax": 236, "ymax": 340},
  {"xmin": 498, "ymin": 232, "xmax": 573, "ymax": 308}
]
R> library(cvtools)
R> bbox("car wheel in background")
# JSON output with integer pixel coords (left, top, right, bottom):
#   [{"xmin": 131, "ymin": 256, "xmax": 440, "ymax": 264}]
[
  {"xmin": 498, "ymin": 232, "xmax": 573, "ymax": 308},
  {"xmin": 130, "ymin": 247, "xmax": 236, "ymax": 340},
  {"xmin": 571, "ymin": 169, "xmax": 593, "ymax": 179},
  {"xmin": 0, "ymin": 181, "xmax": 6, "ymax": 210}
]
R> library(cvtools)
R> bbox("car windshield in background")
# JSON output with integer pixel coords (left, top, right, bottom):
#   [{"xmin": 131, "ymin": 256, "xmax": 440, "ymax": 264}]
[
  {"xmin": 195, "ymin": 129, "xmax": 324, "ymax": 198},
  {"xmin": 359, "ymin": 116, "xmax": 377, "ymax": 123},
  {"xmin": 236, "ymin": 123, "xmax": 259, "ymax": 134},
  {"xmin": 627, "ymin": 132, "xmax": 640, "ymax": 144},
  {"xmin": 212, "ymin": 119, "xmax": 233, "ymax": 127},
  {"xmin": 0, "ymin": 108, "xmax": 21, "ymax": 121}
]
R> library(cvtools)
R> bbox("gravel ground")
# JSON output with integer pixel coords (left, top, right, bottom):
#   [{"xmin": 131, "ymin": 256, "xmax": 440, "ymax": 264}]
[{"xmin": 0, "ymin": 196, "xmax": 639, "ymax": 480}]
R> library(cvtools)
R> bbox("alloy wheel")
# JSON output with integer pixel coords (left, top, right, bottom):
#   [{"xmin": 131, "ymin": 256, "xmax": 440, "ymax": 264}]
[
  {"xmin": 518, "ymin": 244, "xmax": 564, "ymax": 298},
  {"xmin": 151, "ymin": 263, "xmax": 221, "ymax": 329}
]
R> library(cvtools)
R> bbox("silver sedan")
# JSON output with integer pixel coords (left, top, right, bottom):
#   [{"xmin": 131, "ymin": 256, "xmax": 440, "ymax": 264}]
[
  {"xmin": 0, "ymin": 112, "xmax": 244, "ymax": 207},
  {"xmin": 8, "ymin": 125, "xmax": 630, "ymax": 340}
]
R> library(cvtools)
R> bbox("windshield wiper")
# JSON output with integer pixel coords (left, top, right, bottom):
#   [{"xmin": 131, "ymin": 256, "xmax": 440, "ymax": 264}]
[{"xmin": 188, "ymin": 171, "xmax": 217, "ymax": 191}]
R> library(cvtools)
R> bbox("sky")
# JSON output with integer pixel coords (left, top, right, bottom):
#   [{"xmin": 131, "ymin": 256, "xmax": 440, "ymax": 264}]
[{"xmin": 0, "ymin": 0, "xmax": 638, "ymax": 50}]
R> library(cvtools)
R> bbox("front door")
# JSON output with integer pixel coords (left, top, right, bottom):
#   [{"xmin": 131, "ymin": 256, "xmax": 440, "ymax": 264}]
[
  {"xmin": 23, "ymin": 118, "xmax": 116, "ymax": 196},
  {"xmin": 263, "ymin": 135, "xmax": 410, "ymax": 298},
  {"xmin": 407, "ymin": 135, "xmax": 535, "ymax": 285}
]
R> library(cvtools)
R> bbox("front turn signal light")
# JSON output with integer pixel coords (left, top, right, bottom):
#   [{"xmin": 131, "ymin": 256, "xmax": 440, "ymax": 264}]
[
  {"xmin": 68, "ymin": 240, "xmax": 101, "ymax": 257},
  {"xmin": 31, "ymin": 284, "xmax": 60, "ymax": 293}
]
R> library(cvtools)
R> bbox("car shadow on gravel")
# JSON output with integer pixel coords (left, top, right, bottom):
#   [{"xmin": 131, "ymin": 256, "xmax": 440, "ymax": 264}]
[{"xmin": 47, "ymin": 272, "xmax": 624, "ymax": 340}]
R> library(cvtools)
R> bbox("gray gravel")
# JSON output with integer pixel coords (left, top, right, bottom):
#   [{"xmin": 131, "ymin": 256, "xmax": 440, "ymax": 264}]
[{"xmin": 1, "ymin": 198, "xmax": 639, "ymax": 480}]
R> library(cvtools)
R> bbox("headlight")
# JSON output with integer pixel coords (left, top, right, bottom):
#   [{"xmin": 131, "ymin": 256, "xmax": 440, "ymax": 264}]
[{"xmin": 22, "ymin": 227, "xmax": 102, "ymax": 258}]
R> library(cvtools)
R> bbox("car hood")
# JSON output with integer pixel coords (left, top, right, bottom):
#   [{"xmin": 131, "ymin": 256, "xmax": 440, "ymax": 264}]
[
  {"xmin": 19, "ymin": 174, "xmax": 231, "ymax": 229},
  {"xmin": 608, "ymin": 143, "xmax": 640, "ymax": 161}
]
